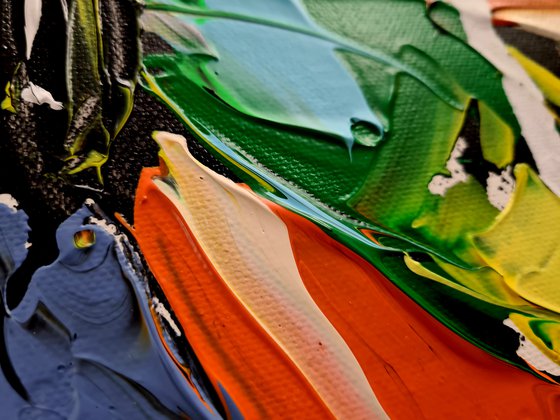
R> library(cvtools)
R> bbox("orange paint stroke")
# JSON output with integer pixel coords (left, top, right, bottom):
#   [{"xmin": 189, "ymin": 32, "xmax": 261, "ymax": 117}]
[
  {"xmin": 132, "ymin": 168, "xmax": 333, "ymax": 419},
  {"xmin": 266, "ymin": 200, "xmax": 560, "ymax": 419},
  {"xmin": 132, "ymin": 157, "xmax": 560, "ymax": 418}
]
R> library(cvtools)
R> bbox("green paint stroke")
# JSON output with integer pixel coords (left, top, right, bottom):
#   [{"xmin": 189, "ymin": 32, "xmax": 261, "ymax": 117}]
[{"xmin": 141, "ymin": 0, "xmax": 560, "ymax": 379}]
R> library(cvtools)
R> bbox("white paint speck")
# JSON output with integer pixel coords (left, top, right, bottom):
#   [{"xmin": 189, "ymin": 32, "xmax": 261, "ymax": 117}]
[
  {"xmin": 153, "ymin": 297, "xmax": 182, "ymax": 337},
  {"xmin": 487, "ymin": 166, "xmax": 515, "ymax": 211},
  {"xmin": 428, "ymin": 137, "xmax": 469, "ymax": 196}
]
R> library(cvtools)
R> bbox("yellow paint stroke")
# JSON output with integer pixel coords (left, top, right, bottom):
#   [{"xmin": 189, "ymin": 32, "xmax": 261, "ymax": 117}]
[
  {"xmin": 474, "ymin": 164, "xmax": 560, "ymax": 313},
  {"xmin": 507, "ymin": 46, "xmax": 560, "ymax": 107},
  {"xmin": 479, "ymin": 101, "xmax": 515, "ymax": 168}
]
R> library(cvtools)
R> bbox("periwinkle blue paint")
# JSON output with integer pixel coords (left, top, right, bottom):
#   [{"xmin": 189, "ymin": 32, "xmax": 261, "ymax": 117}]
[{"xmin": 0, "ymin": 204, "xmax": 223, "ymax": 419}]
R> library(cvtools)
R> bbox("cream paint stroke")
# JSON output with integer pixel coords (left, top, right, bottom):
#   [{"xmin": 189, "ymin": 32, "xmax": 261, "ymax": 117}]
[
  {"xmin": 0, "ymin": 194, "xmax": 19, "ymax": 213},
  {"xmin": 25, "ymin": 0, "xmax": 42, "ymax": 59},
  {"xmin": 21, "ymin": 82, "xmax": 63, "ymax": 110},
  {"xmin": 448, "ymin": 0, "xmax": 560, "ymax": 197},
  {"xmin": 152, "ymin": 131, "xmax": 387, "ymax": 419}
]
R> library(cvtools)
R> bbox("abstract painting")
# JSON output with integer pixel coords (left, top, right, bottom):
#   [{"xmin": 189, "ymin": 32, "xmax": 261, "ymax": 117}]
[{"xmin": 1, "ymin": 0, "xmax": 560, "ymax": 418}]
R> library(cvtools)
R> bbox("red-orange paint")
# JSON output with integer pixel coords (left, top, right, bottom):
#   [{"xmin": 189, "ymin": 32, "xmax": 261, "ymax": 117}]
[
  {"xmin": 266, "ymin": 200, "xmax": 560, "ymax": 419},
  {"xmin": 132, "ymin": 168, "xmax": 333, "ymax": 419},
  {"xmin": 132, "ymin": 165, "xmax": 560, "ymax": 418}
]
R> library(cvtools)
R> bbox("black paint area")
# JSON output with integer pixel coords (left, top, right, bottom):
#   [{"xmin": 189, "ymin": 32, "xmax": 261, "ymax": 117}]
[
  {"xmin": 0, "ymin": 3, "xmax": 239, "ymax": 308},
  {"xmin": 0, "ymin": 2, "xmax": 240, "ymax": 418},
  {"xmin": 496, "ymin": 26, "xmax": 560, "ymax": 78}
]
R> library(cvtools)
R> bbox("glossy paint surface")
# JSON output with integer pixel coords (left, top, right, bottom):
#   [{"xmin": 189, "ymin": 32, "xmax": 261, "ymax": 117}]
[{"xmin": 1, "ymin": 0, "xmax": 560, "ymax": 418}]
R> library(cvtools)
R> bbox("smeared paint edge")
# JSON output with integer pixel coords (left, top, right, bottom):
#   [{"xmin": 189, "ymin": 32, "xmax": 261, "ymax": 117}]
[{"xmin": 504, "ymin": 318, "xmax": 560, "ymax": 376}]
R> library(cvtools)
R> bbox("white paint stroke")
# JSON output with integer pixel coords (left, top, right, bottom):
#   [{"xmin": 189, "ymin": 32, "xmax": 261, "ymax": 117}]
[
  {"xmin": 504, "ymin": 318, "xmax": 560, "ymax": 376},
  {"xmin": 153, "ymin": 297, "xmax": 182, "ymax": 337},
  {"xmin": 59, "ymin": 0, "xmax": 69, "ymax": 21},
  {"xmin": 448, "ymin": 0, "xmax": 560, "ymax": 197},
  {"xmin": 25, "ymin": 0, "xmax": 42, "ymax": 59},
  {"xmin": 88, "ymin": 215, "xmax": 118, "ymax": 235},
  {"xmin": 21, "ymin": 82, "xmax": 63, "ymax": 110}
]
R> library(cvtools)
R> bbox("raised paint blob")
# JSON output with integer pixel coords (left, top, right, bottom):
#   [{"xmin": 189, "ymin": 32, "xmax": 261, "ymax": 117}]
[{"xmin": 0, "ymin": 202, "xmax": 223, "ymax": 419}]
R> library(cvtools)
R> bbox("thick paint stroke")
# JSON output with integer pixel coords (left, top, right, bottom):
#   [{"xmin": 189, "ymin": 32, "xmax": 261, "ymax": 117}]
[
  {"xmin": 133, "ymin": 167, "xmax": 335, "ymax": 419},
  {"xmin": 140, "ymin": 0, "xmax": 517, "ymax": 266},
  {"xmin": 4, "ymin": 0, "xmax": 560, "ymax": 417},
  {"xmin": 473, "ymin": 165, "xmax": 560, "ymax": 314},
  {"xmin": 138, "ymin": 0, "xmax": 560, "ymax": 383},
  {"xmin": 142, "ymin": 0, "xmax": 466, "ymax": 151},
  {"xmin": 3, "ymin": 204, "xmax": 218, "ymax": 419},
  {"xmin": 265, "ymin": 196, "xmax": 560, "ymax": 419},
  {"xmin": 129, "ymin": 132, "xmax": 560, "ymax": 418},
  {"xmin": 132, "ymin": 131, "xmax": 387, "ymax": 419},
  {"xmin": 0, "ymin": 198, "xmax": 31, "ymax": 415},
  {"xmin": 142, "ymin": 4, "xmax": 385, "ymax": 149}
]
